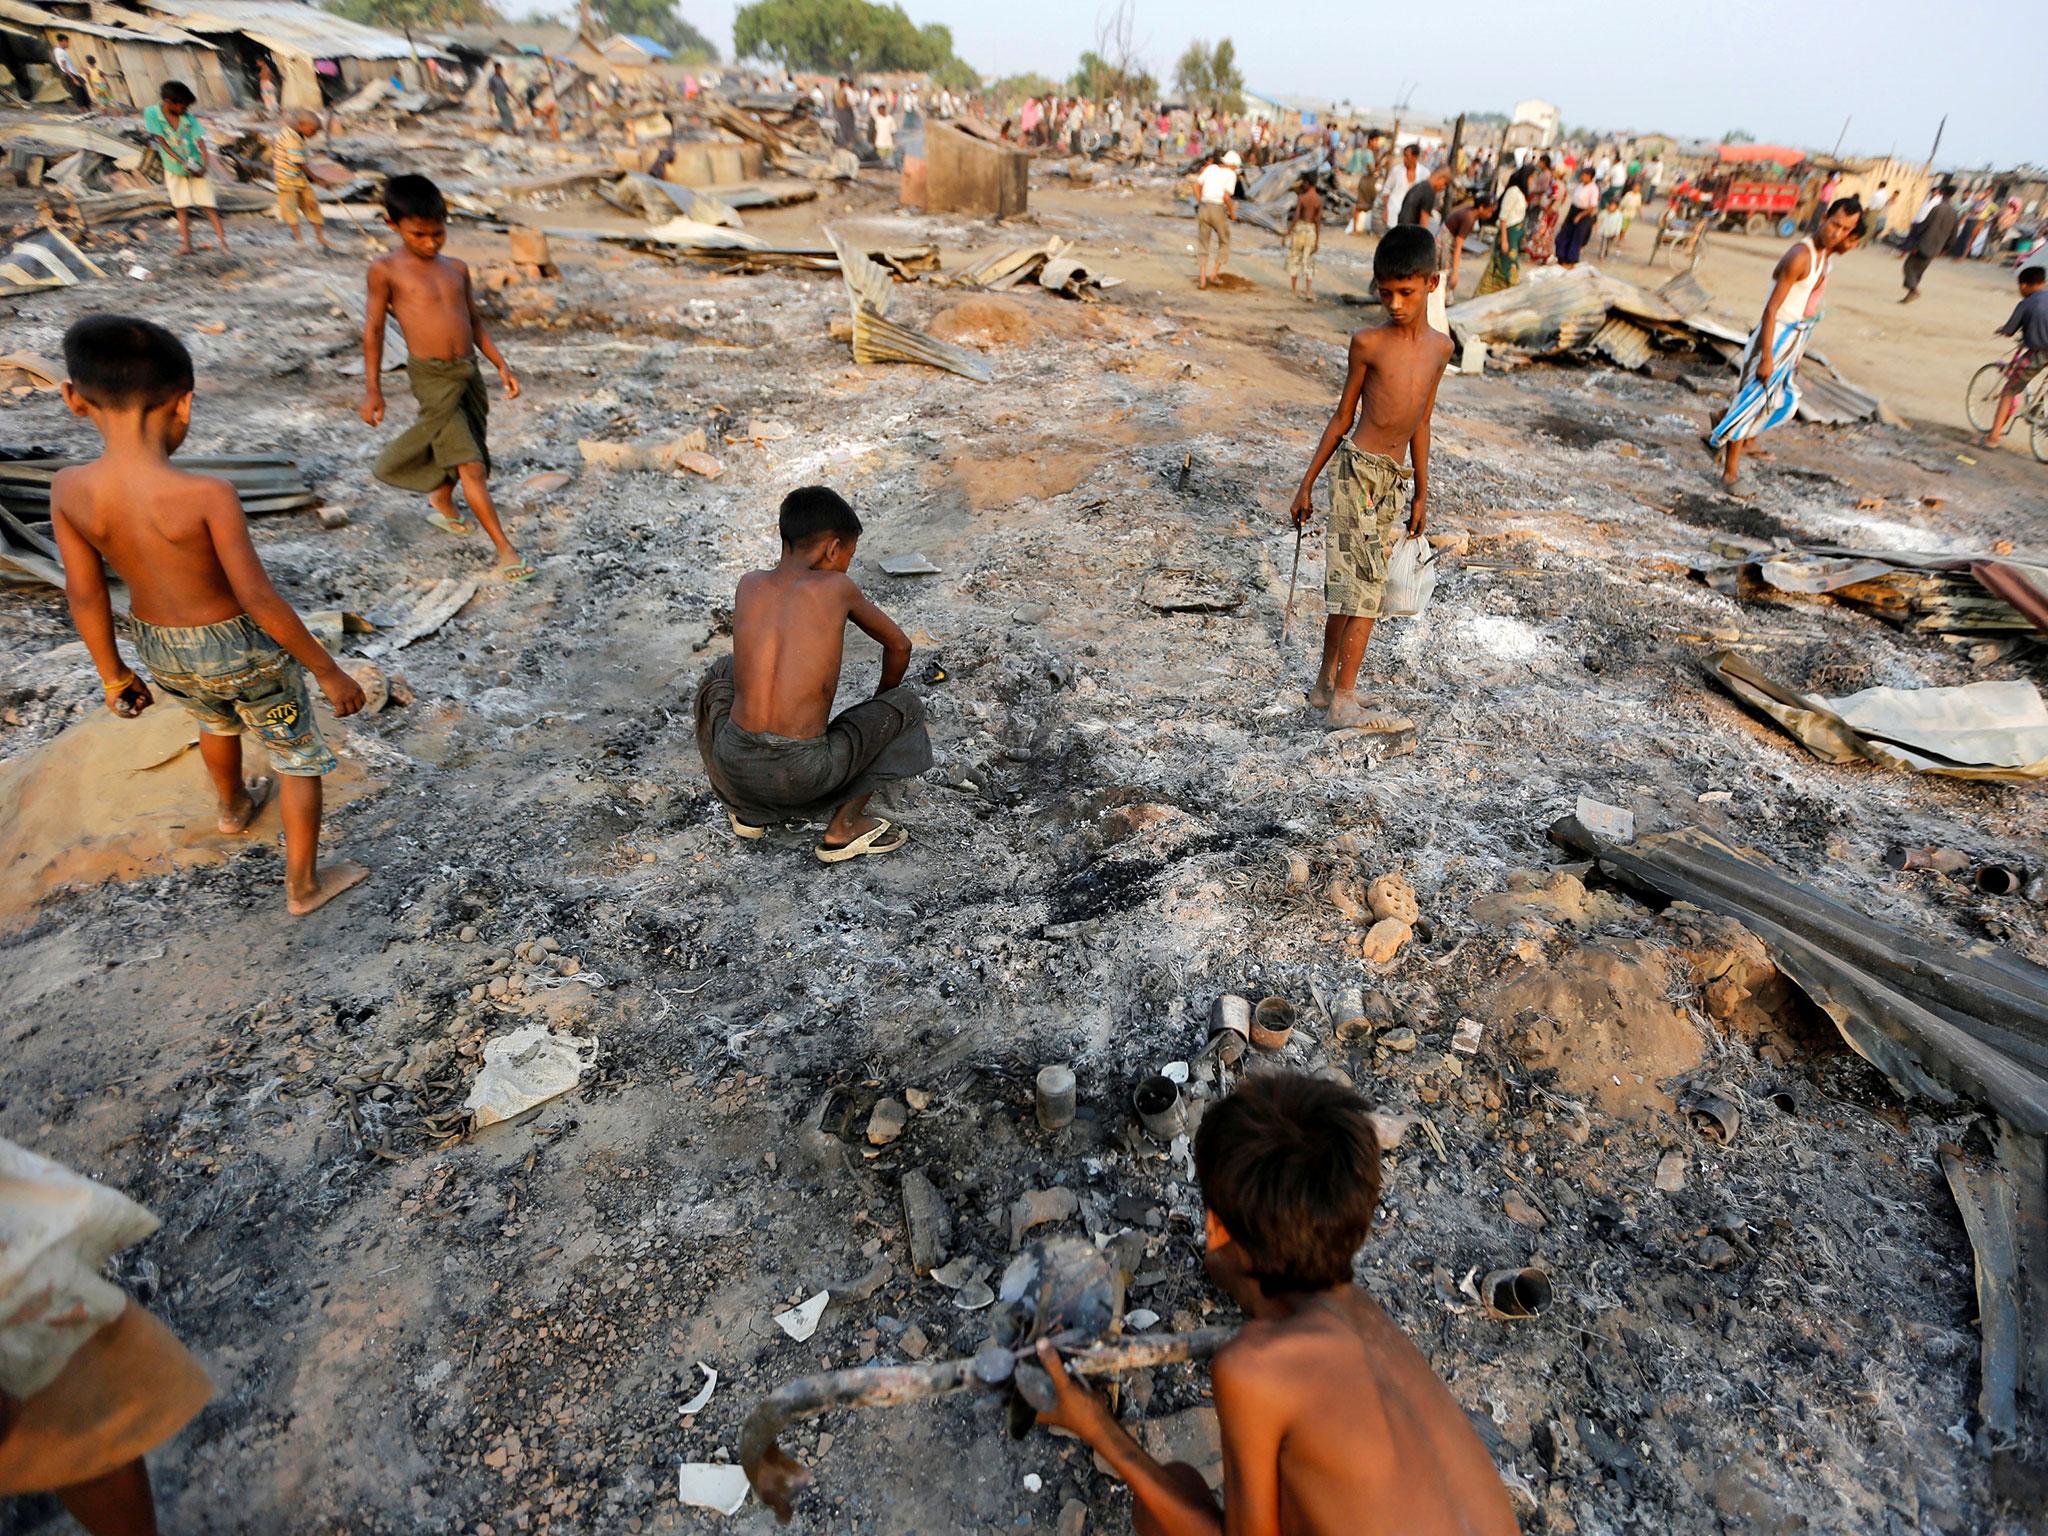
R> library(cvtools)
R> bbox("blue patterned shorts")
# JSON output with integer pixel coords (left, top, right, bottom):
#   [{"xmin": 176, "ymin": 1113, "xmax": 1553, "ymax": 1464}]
[{"xmin": 133, "ymin": 614, "xmax": 336, "ymax": 776}]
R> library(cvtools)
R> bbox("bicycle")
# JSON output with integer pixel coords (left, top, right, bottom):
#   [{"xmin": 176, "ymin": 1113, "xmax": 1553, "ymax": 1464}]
[{"xmin": 1966, "ymin": 345, "xmax": 2048, "ymax": 463}]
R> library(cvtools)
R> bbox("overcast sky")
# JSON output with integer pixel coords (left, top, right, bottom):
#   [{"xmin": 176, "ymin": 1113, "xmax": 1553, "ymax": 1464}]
[{"xmin": 666, "ymin": 0, "xmax": 2033, "ymax": 169}]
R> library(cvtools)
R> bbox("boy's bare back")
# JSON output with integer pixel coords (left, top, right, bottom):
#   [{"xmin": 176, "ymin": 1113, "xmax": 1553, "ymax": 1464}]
[
  {"xmin": 52, "ymin": 460, "xmax": 248, "ymax": 629},
  {"xmin": 1346, "ymin": 321, "xmax": 1454, "ymax": 460},
  {"xmin": 367, "ymin": 250, "xmax": 475, "ymax": 359},
  {"xmin": 730, "ymin": 567, "xmax": 894, "ymax": 739},
  {"xmin": 1217, "ymin": 1288, "xmax": 1517, "ymax": 1536}
]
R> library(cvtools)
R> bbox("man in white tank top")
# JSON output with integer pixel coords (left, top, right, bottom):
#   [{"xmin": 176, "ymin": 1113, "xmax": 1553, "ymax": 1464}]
[{"xmin": 1708, "ymin": 197, "xmax": 1865, "ymax": 487}]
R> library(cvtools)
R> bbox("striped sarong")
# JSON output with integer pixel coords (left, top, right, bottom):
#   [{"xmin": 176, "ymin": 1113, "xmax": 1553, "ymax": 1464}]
[{"xmin": 1709, "ymin": 316, "xmax": 1815, "ymax": 447}]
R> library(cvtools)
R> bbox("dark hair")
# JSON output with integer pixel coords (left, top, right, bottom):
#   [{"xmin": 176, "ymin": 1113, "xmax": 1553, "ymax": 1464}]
[
  {"xmin": 383, "ymin": 173, "xmax": 446, "ymax": 223},
  {"xmin": 160, "ymin": 80, "xmax": 195, "ymax": 106},
  {"xmin": 1824, "ymin": 195, "xmax": 1863, "ymax": 220},
  {"xmin": 779, "ymin": 485, "xmax": 861, "ymax": 546},
  {"xmin": 63, "ymin": 314, "xmax": 194, "ymax": 409},
  {"xmin": 1374, "ymin": 222, "xmax": 1438, "ymax": 281},
  {"xmin": 1194, "ymin": 1072, "xmax": 1381, "ymax": 1295},
  {"xmin": 2021, "ymin": 265, "xmax": 2046, "ymax": 285}
]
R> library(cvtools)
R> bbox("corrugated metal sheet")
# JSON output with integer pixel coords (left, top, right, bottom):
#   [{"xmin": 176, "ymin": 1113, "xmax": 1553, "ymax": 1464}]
[
  {"xmin": 135, "ymin": 0, "xmax": 449, "ymax": 60},
  {"xmin": 0, "ymin": 0, "xmax": 213, "ymax": 46},
  {"xmin": 1591, "ymin": 315, "xmax": 1654, "ymax": 370},
  {"xmin": 1794, "ymin": 360, "xmax": 1884, "ymax": 425}
]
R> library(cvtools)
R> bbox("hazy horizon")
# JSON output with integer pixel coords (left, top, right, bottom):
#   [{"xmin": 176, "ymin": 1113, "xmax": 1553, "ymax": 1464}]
[{"xmin": 626, "ymin": 0, "xmax": 2034, "ymax": 171}]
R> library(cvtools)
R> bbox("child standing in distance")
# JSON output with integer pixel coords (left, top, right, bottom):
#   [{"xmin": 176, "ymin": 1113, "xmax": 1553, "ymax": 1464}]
[
  {"xmin": 141, "ymin": 81, "xmax": 229, "ymax": 256},
  {"xmin": 361, "ymin": 173, "xmax": 532, "ymax": 581},
  {"xmin": 49, "ymin": 316, "xmax": 368, "ymax": 916},
  {"xmin": 1033, "ymin": 1072, "xmax": 1518, "ymax": 1536},
  {"xmin": 273, "ymin": 109, "xmax": 329, "ymax": 249},
  {"xmin": 1289, "ymin": 224, "xmax": 1453, "ymax": 731},
  {"xmin": 1284, "ymin": 174, "xmax": 1322, "ymax": 302}
]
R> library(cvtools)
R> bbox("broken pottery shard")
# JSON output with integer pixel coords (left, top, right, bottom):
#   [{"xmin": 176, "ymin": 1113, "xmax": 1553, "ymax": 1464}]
[
  {"xmin": 674, "ymin": 451, "xmax": 725, "ymax": 478},
  {"xmin": 522, "ymin": 470, "xmax": 574, "ymax": 494},
  {"xmin": 774, "ymin": 1290, "xmax": 830, "ymax": 1342},
  {"xmin": 879, "ymin": 553, "xmax": 941, "ymax": 577},
  {"xmin": 901, "ymin": 1168, "xmax": 953, "ymax": 1274},
  {"xmin": 1010, "ymin": 1186, "xmax": 1079, "ymax": 1250},
  {"xmin": 1365, "ymin": 1110, "xmax": 1419, "ymax": 1149},
  {"xmin": 1655, "ymin": 1150, "xmax": 1688, "ymax": 1193},
  {"xmin": 952, "ymin": 1278, "xmax": 995, "ymax": 1310},
  {"xmin": 741, "ymin": 418, "xmax": 795, "ymax": 441},
  {"xmin": 866, "ymin": 1098, "xmax": 908, "ymax": 1146},
  {"xmin": 1367, "ymin": 873, "xmax": 1420, "ymax": 926},
  {"xmin": 1359, "ymin": 918, "xmax": 1412, "ymax": 965},
  {"xmin": 342, "ymin": 662, "xmax": 391, "ymax": 714},
  {"xmin": 1325, "ymin": 876, "xmax": 1368, "ymax": 924},
  {"xmin": 928, "ymin": 1255, "xmax": 979, "ymax": 1289},
  {"xmin": 677, "ymin": 1462, "xmax": 750, "ymax": 1515},
  {"xmin": 680, "ymin": 1363, "xmax": 718, "ymax": 1415},
  {"xmin": 1503, "ymin": 1191, "xmax": 1548, "ymax": 1229},
  {"xmin": 1575, "ymin": 795, "xmax": 1636, "ymax": 844},
  {"xmin": 464, "ymin": 1024, "xmax": 599, "ymax": 1128}
]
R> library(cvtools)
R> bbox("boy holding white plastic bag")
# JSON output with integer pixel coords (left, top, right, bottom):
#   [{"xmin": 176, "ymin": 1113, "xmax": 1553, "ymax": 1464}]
[{"xmin": 1288, "ymin": 224, "xmax": 1451, "ymax": 731}]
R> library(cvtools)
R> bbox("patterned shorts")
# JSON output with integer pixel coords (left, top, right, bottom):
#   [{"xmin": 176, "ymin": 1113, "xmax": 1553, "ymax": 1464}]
[
  {"xmin": 1325, "ymin": 441, "xmax": 1411, "ymax": 619},
  {"xmin": 133, "ymin": 613, "xmax": 336, "ymax": 776},
  {"xmin": 1285, "ymin": 224, "xmax": 1317, "ymax": 280}
]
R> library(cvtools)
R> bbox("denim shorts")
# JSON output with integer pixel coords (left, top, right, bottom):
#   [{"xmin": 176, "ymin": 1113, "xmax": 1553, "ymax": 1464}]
[{"xmin": 133, "ymin": 614, "xmax": 336, "ymax": 776}]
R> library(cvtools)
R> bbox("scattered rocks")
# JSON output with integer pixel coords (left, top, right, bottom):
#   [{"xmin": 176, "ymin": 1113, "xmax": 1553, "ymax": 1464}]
[
  {"xmin": 900, "ymin": 1169, "xmax": 953, "ymax": 1274},
  {"xmin": 1504, "ymin": 1191, "xmax": 1549, "ymax": 1229},
  {"xmin": 1360, "ymin": 918, "xmax": 1412, "ymax": 965},
  {"xmin": 1367, "ymin": 873, "xmax": 1419, "ymax": 926},
  {"xmin": 1010, "ymin": 1186, "xmax": 1079, "ymax": 1249},
  {"xmin": 867, "ymin": 1098, "xmax": 909, "ymax": 1146}
]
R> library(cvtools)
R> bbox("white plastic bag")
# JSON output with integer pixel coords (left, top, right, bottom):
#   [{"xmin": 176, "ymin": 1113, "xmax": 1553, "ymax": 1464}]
[{"xmin": 1380, "ymin": 535, "xmax": 1440, "ymax": 618}]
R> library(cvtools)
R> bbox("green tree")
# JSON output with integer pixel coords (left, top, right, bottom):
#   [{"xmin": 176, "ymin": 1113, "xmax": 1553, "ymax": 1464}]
[
  {"xmin": 733, "ymin": 0, "xmax": 952, "ymax": 73},
  {"xmin": 1172, "ymin": 37, "xmax": 1241, "ymax": 114},
  {"xmin": 326, "ymin": 0, "xmax": 497, "ymax": 29},
  {"xmin": 1722, "ymin": 127, "xmax": 1755, "ymax": 144},
  {"xmin": 929, "ymin": 55, "xmax": 979, "ymax": 92},
  {"xmin": 1071, "ymin": 48, "xmax": 1154, "ymax": 102},
  {"xmin": 588, "ymin": 0, "xmax": 720, "ymax": 60}
]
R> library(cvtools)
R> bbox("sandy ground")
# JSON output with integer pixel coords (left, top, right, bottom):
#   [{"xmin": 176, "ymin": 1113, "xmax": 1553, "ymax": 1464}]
[{"xmin": 2, "ymin": 134, "xmax": 2046, "ymax": 1536}]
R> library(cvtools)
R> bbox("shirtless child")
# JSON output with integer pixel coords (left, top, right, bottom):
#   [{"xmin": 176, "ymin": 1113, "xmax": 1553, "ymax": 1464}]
[
  {"xmin": 1035, "ymin": 1071, "xmax": 1517, "ymax": 1536},
  {"xmin": 1284, "ymin": 176, "xmax": 1322, "ymax": 302},
  {"xmin": 361, "ymin": 173, "xmax": 533, "ymax": 582},
  {"xmin": 694, "ymin": 487, "xmax": 932, "ymax": 861},
  {"xmin": 50, "ymin": 316, "xmax": 368, "ymax": 916},
  {"xmin": 1289, "ymin": 223, "xmax": 1453, "ymax": 731}
]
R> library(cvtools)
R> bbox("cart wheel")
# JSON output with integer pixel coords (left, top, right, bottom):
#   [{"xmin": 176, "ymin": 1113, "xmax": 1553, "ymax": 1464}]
[
  {"xmin": 1965, "ymin": 362, "xmax": 2005, "ymax": 433},
  {"xmin": 1744, "ymin": 213, "xmax": 1768, "ymax": 237},
  {"xmin": 1777, "ymin": 216, "xmax": 1799, "ymax": 238}
]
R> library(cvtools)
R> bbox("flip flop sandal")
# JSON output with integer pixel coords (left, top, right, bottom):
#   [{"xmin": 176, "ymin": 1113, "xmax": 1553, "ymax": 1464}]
[
  {"xmin": 728, "ymin": 811, "xmax": 766, "ymax": 840},
  {"xmin": 815, "ymin": 818, "xmax": 909, "ymax": 863},
  {"xmin": 426, "ymin": 511, "xmax": 474, "ymax": 535},
  {"xmin": 495, "ymin": 561, "xmax": 538, "ymax": 584}
]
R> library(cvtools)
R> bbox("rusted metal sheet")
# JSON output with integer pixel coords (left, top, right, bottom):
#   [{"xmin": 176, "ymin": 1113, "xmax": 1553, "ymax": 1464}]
[
  {"xmin": 826, "ymin": 228, "xmax": 991, "ymax": 384},
  {"xmin": 1591, "ymin": 315, "xmax": 1654, "ymax": 370}
]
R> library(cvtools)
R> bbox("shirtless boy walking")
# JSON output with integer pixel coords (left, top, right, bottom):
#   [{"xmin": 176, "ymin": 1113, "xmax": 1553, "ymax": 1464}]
[
  {"xmin": 1034, "ymin": 1071, "xmax": 1517, "ymax": 1536},
  {"xmin": 694, "ymin": 487, "xmax": 932, "ymax": 861},
  {"xmin": 1284, "ymin": 176, "xmax": 1322, "ymax": 302},
  {"xmin": 361, "ymin": 173, "xmax": 532, "ymax": 582},
  {"xmin": 50, "ymin": 316, "xmax": 368, "ymax": 916},
  {"xmin": 1289, "ymin": 224, "xmax": 1453, "ymax": 730}
]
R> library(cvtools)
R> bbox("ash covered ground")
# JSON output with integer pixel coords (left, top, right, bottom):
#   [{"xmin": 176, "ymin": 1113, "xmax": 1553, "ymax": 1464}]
[{"xmin": 3, "ymin": 139, "xmax": 2046, "ymax": 1535}]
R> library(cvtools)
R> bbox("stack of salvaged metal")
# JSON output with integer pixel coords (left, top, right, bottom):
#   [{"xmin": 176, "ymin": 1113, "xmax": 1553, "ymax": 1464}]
[{"xmin": 1695, "ymin": 538, "xmax": 2048, "ymax": 639}]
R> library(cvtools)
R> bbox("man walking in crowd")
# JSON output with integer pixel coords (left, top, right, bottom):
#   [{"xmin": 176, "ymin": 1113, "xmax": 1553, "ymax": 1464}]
[
  {"xmin": 1901, "ymin": 184, "xmax": 1958, "ymax": 303},
  {"xmin": 489, "ymin": 63, "xmax": 516, "ymax": 134}
]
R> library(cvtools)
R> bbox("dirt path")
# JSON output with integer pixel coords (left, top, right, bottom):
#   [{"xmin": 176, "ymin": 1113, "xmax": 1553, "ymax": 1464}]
[{"xmin": 2, "ymin": 147, "xmax": 2044, "ymax": 1536}]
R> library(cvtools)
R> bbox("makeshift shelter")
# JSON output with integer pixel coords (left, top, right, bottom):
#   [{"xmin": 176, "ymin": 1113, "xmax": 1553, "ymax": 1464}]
[
  {"xmin": 130, "ymin": 0, "xmax": 450, "ymax": 109},
  {"xmin": 0, "ymin": 0, "xmax": 230, "ymax": 108}
]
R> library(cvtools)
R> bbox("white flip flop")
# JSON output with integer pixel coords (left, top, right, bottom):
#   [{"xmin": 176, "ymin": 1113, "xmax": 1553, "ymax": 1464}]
[
  {"xmin": 815, "ymin": 818, "xmax": 909, "ymax": 863},
  {"xmin": 728, "ymin": 811, "xmax": 766, "ymax": 841}
]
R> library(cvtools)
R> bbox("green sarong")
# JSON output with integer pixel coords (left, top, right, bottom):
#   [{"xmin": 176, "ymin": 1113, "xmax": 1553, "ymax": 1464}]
[
  {"xmin": 1475, "ymin": 222, "xmax": 1522, "ymax": 297},
  {"xmin": 374, "ymin": 355, "xmax": 489, "ymax": 493}
]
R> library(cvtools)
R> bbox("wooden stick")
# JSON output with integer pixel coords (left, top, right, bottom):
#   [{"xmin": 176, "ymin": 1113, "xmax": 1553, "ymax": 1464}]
[{"xmin": 1280, "ymin": 524, "xmax": 1305, "ymax": 644}]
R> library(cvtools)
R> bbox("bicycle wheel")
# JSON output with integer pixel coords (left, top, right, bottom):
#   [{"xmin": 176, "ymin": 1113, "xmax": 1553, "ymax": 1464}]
[
  {"xmin": 1966, "ymin": 362, "xmax": 2005, "ymax": 433},
  {"xmin": 2032, "ymin": 405, "xmax": 2048, "ymax": 464}
]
